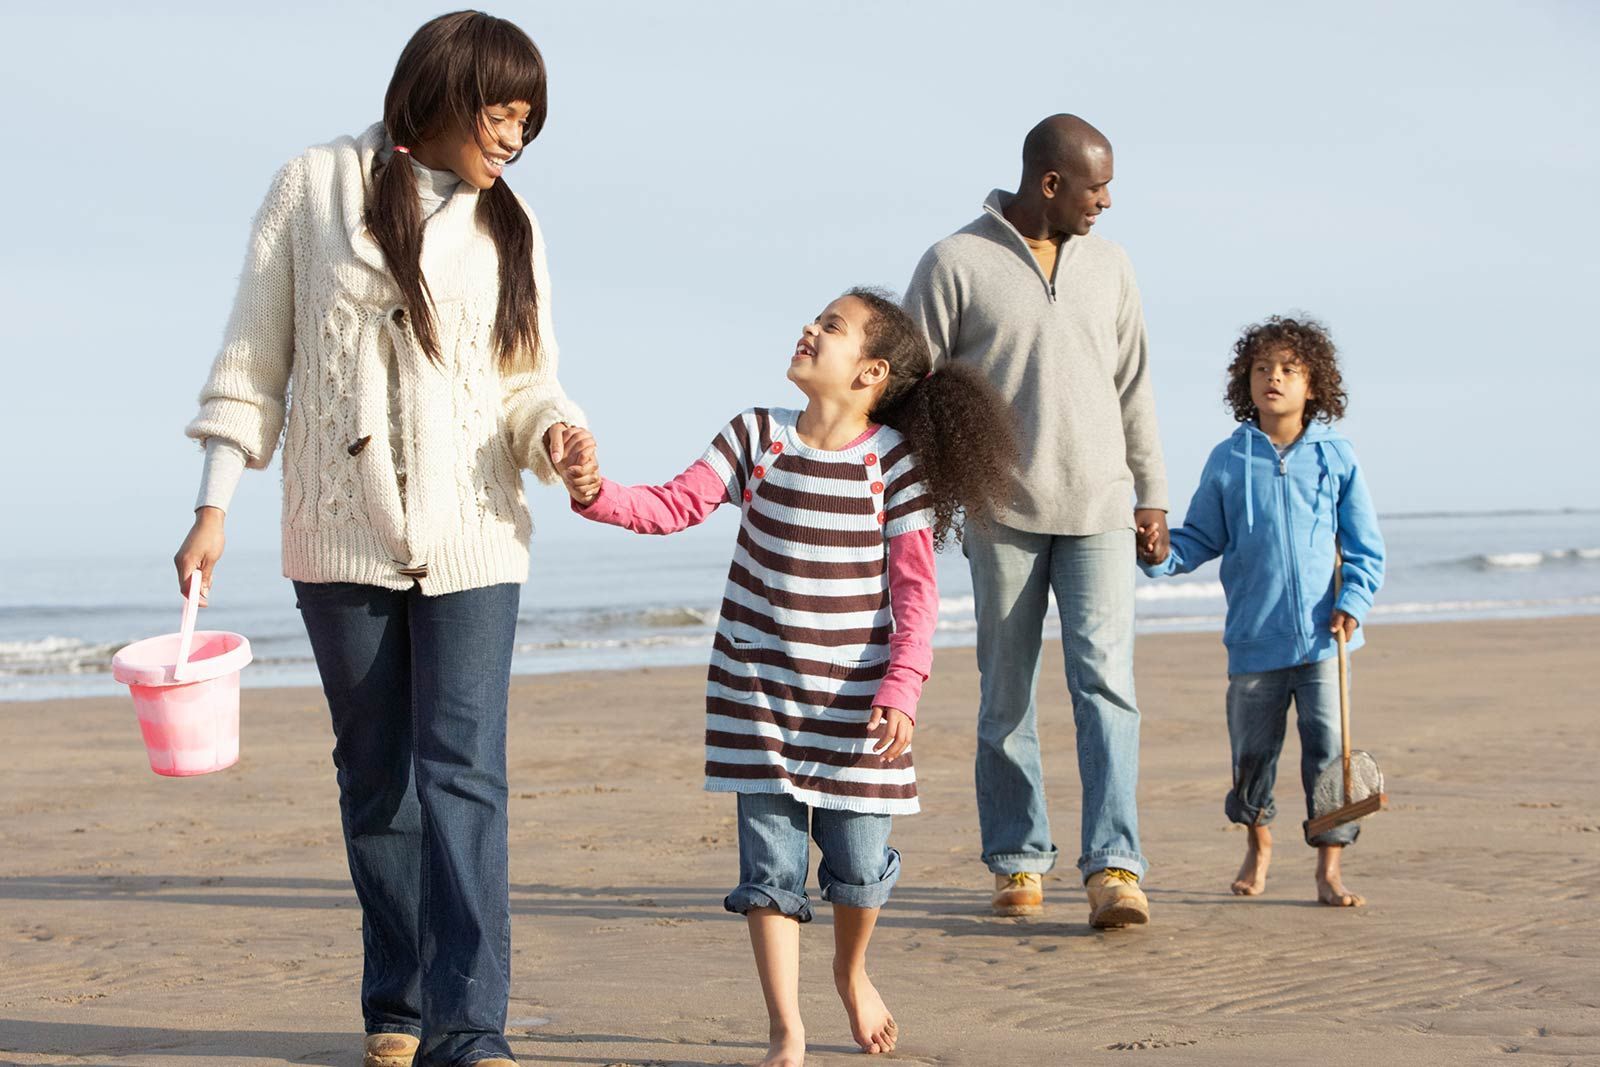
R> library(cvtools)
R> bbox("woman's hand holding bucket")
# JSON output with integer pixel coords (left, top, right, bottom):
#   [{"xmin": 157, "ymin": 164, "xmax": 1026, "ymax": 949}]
[{"xmin": 174, "ymin": 506, "xmax": 225, "ymax": 606}]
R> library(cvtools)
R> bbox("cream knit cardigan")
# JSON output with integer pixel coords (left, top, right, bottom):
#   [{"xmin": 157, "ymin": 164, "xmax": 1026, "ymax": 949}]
[{"xmin": 187, "ymin": 123, "xmax": 585, "ymax": 595}]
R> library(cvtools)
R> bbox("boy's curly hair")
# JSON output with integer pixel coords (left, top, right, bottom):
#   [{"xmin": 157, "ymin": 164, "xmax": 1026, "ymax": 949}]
[
  {"xmin": 1225, "ymin": 314, "xmax": 1348, "ymax": 426},
  {"xmin": 844, "ymin": 287, "xmax": 1019, "ymax": 550}
]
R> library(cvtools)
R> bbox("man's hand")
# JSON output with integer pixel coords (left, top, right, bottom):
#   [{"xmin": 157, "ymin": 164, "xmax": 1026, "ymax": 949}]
[
  {"xmin": 1135, "ymin": 508, "xmax": 1169, "ymax": 565},
  {"xmin": 557, "ymin": 428, "xmax": 601, "ymax": 505},
  {"xmin": 1329, "ymin": 609, "xmax": 1359, "ymax": 642},
  {"xmin": 867, "ymin": 706, "xmax": 914, "ymax": 761}
]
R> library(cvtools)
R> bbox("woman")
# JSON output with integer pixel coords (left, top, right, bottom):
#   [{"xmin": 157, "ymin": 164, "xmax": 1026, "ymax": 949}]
[{"xmin": 173, "ymin": 12, "xmax": 588, "ymax": 1066}]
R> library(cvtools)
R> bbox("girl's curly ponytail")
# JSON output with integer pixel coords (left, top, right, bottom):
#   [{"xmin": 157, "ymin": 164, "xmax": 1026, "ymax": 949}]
[{"xmin": 845, "ymin": 287, "xmax": 1019, "ymax": 549}]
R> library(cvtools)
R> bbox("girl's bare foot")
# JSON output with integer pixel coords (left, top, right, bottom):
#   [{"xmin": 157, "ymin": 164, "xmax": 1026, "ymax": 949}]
[
  {"xmin": 1315, "ymin": 843, "xmax": 1364, "ymax": 907},
  {"xmin": 1231, "ymin": 824, "xmax": 1272, "ymax": 895},
  {"xmin": 757, "ymin": 1021, "xmax": 805, "ymax": 1067},
  {"xmin": 835, "ymin": 969, "xmax": 898, "ymax": 1054}
]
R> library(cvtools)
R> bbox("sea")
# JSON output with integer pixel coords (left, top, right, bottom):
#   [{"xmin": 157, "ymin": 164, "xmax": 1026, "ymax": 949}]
[{"xmin": 4, "ymin": 509, "xmax": 1597, "ymax": 702}]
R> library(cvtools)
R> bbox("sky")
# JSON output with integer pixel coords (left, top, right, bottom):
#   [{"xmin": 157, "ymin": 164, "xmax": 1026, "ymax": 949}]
[{"xmin": 1, "ymin": 0, "xmax": 1596, "ymax": 564}]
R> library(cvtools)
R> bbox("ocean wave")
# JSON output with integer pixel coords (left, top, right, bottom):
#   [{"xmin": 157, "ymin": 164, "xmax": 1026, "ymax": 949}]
[
  {"xmin": 937, "ymin": 595, "xmax": 974, "ymax": 616},
  {"xmin": 1137, "ymin": 580, "xmax": 1225, "ymax": 601},
  {"xmin": 0, "ymin": 636, "xmax": 127, "ymax": 677},
  {"xmin": 515, "ymin": 633, "xmax": 713, "ymax": 653},
  {"xmin": 1470, "ymin": 547, "xmax": 1600, "ymax": 570},
  {"xmin": 1370, "ymin": 594, "xmax": 1600, "ymax": 616},
  {"xmin": 534, "ymin": 604, "xmax": 717, "ymax": 631}
]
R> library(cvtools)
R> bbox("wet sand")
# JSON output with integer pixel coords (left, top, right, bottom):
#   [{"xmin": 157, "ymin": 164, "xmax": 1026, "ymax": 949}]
[{"xmin": 3, "ymin": 617, "xmax": 1597, "ymax": 1065}]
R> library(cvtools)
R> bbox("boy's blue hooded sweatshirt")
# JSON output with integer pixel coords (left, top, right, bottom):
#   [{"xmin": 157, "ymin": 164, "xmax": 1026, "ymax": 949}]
[{"xmin": 1143, "ymin": 421, "xmax": 1385, "ymax": 674}]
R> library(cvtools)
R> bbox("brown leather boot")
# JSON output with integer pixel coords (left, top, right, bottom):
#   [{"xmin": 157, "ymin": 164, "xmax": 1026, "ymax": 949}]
[
  {"xmin": 992, "ymin": 871, "xmax": 1044, "ymax": 916},
  {"xmin": 362, "ymin": 1033, "xmax": 419, "ymax": 1067},
  {"xmin": 1085, "ymin": 867, "xmax": 1150, "ymax": 928}
]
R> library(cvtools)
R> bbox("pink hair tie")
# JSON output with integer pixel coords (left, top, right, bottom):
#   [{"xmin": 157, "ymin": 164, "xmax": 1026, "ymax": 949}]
[{"xmin": 393, "ymin": 145, "xmax": 412, "ymax": 155}]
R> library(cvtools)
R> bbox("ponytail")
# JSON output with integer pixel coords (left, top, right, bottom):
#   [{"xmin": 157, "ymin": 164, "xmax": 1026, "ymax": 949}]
[
  {"xmin": 845, "ymin": 287, "xmax": 1018, "ymax": 549},
  {"xmin": 366, "ymin": 149, "xmax": 439, "ymax": 357},
  {"xmin": 477, "ymin": 177, "xmax": 540, "ymax": 367}
]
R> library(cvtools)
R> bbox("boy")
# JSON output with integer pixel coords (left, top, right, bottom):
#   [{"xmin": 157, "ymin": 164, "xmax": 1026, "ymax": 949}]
[{"xmin": 1141, "ymin": 315, "xmax": 1384, "ymax": 906}]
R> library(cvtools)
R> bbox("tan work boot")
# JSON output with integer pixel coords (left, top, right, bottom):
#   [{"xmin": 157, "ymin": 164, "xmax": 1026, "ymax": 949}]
[
  {"xmin": 362, "ymin": 1032, "xmax": 419, "ymax": 1067},
  {"xmin": 1085, "ymin": 867, "xmax": 1150, "ymax": 928},
  {"xmin": 471, "ymin": 1061, "xmax": 518, "ymax": 1066},
  {"xmin": 992, "ymin": 871, "xmax": 1044, "ymax": 916}
]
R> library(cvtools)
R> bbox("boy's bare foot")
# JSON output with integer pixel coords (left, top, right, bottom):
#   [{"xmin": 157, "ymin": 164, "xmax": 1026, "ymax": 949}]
[
  {"xmin": 1231, "ymin": 825, "xmax": 1272, "ymax": 895},
  {"xmin": 835, "ymin": 969, "xmax": 898, "ymax": 1054},
  {"xmin": 1315, "ymin": 843, "xmax": 1364, "ymax": 907},
  {"xmin": 757, "ymin": 1021, "xmax": 805, "ymax": 1067},
  {"xmin": 1316, "ymin": 876, "xmax": 1365, "ymax": 907}
]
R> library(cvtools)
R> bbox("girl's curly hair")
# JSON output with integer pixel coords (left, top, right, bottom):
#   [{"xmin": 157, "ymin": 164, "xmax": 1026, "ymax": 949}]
[
  {"xmin": 844, "ymin": 287, "xmax": 1019, "ymax": 550},
  {"xmin": 1225, "ymin": 314, "xmax": 1348, "ymax": 426}
]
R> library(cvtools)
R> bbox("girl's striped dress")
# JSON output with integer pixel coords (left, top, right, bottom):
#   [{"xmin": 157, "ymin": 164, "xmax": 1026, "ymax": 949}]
[
  {"xmin": 699, "ymin": 408, "xmax": 934, "ymax": 815},
  {"xmin": 574, "ymin": 407, "xmax": 937, "ymax": 816}
]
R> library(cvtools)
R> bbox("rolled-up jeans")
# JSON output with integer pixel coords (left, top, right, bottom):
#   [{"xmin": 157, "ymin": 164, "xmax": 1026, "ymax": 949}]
[
  {"xmin": 295, "ymin": 579, "xmax": 520, "ymax": 1067},
  {"xmin": 1225, "ymin": 656, "xmax": 1359, "ymax": 848},
  {"xmin": 724, "ymin": 791, "xmax": 900, "ymax": 922},
  {"xmin": 964, "ymin": 523, "xmax": 1146, "ymax": 880}
]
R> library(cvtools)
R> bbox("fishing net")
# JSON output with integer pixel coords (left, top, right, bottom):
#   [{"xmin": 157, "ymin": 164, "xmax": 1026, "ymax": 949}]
[{"xmin": 1311, "ymin": 750, "xmax": 1384, "ymax": 820}]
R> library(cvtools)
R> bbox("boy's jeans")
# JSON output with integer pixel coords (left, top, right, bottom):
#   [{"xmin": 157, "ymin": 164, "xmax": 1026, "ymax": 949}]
[
  {"xmin": 725, "ymin": 791, "xmax": 900, "ymax": 922},
  {"xmin": 964, "ymin": 523, "xmax": 1146, "ymax": 880},
  {"xmin": 295, "ymin": 580, "xmax": 520, "ymax": 1067},
  {"xmin": 1225, "ymin": 656, "xmax": 1360, "ymax": 847}
]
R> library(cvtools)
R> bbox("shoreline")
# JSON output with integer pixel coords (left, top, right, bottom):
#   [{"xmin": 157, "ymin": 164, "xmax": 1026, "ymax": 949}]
[
  {"xmin": 3, "ymin": 616, "xmax": 1598, "ymax": 1064},
  {"xmin": 8, "ymin": 597, "xmax": 1600, "ymax": 705}
]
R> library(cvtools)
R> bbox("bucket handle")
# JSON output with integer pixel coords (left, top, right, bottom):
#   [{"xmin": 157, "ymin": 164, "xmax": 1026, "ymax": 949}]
[{"xmin": 173, "ymin": 571, "xmax": 202, "ymax": 683}]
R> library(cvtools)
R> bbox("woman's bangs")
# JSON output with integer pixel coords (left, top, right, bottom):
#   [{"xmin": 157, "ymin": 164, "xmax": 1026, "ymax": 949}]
[{"xmin": 473, "ymin": 20, "xmax": 548, "ymax": 140}]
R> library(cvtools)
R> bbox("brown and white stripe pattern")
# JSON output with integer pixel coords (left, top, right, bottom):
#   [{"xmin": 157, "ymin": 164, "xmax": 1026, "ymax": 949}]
[{"xmin": 699, "ymin": 408, "xmax": 934, "ymax": 815}]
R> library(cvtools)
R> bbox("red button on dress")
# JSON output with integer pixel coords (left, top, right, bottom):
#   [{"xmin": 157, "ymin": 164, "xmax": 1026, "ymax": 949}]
[
  {"xmin": 771, "ymin": 442, "xmax": 784, "ymax": 454},
  {"xmin": 877, "ymin": 511, "xmax": 886, "ymax": 525},
  {"xmin": 743, "ymin": 489, "xmax": 753, "ymax": 502},
  {"xmin": 871, "ymin": 481, "xmax": 884, "ymax": 494},
  {"xmin": 863, "ymin": 453, "xmax": 878, "ymax": 466},
  {"xmin": 754, "ymin": 465, "xmax": 766, "ymax": 478}
]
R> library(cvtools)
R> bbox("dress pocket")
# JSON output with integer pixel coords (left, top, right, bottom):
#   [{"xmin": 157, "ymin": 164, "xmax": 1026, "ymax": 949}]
[
  {"xmin": 829, "ymin": 655, "xmax": 890, "ymax": 684},
  {"xmin": 712, "ymin": 631, "xmax": 766, "ymax": 679}
]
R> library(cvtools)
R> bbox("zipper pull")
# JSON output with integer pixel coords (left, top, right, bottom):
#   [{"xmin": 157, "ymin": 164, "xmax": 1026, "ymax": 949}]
[{"xmin": 1279, "ymin": 456, "xmax": 1287, "ymax": 475}]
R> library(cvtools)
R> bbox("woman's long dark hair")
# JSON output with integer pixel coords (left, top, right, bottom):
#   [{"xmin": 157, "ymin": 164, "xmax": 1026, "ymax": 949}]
[
  {"xmin": 847, "ymin": 287, "xmax": 1019, "ymax": 549},
  {"xmin": 367, "ymin": 10, "xmax": 547, "ymax": 369}
]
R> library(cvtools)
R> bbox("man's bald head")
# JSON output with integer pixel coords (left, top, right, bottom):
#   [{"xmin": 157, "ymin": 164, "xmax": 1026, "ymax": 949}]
[
  {"xmin": 1008, "ymin": 114, "xmax": 1116, "ymax": 239},
  {"xmin": 1022, "ymin": 114, "xmax": 1112, "ymax": 182}
]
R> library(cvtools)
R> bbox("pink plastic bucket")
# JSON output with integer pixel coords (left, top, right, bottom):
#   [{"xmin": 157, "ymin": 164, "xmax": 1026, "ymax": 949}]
[{"xmin": 111, "ymin": 575, "xmax": 252, "ymax": 777}]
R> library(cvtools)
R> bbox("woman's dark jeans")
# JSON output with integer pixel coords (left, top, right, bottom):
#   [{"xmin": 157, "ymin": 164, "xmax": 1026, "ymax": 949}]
[{"xmin": 295, "ymin": 580, "xmax": 520, "ymax": 1066}]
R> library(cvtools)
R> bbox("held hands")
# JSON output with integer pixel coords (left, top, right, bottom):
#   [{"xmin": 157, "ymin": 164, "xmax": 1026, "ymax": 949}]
[
  {"xmin": 1135, "ymin": 508, "xmax": 1169, "ymax": 565},
  {"xmin": 547, "ymin": 424, "xmax": 601, "ymax": 505},
  {"xmin": 867, "ymin": 706, "xmax": 914, "ymax": 761},
  {"xmin": 174, "ymin": 507, "xmax": 225, "ymax": 606},
  {"xmin": 1329, "ymin": 609, "xmax": 1359, "ymax": 642}
]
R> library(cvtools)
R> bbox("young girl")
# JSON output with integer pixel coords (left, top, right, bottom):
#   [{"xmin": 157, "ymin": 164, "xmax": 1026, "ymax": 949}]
[
  {"xmin": 1140, "ymin": 315, "xmax": 1384, "ymax": 908},
  {"xmin": 556, "ymin": 288, "xmax": 1016, "ymax": 1066},
  {"xmin": 172, "ymin": 13, "xmax": 590, "ymax": 1067}
]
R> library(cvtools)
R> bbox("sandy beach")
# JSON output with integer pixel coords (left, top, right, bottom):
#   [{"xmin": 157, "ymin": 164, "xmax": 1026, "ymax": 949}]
[{"xmin": 3, "ymin": 616, "xmax": 1597, "ymax": 1066}]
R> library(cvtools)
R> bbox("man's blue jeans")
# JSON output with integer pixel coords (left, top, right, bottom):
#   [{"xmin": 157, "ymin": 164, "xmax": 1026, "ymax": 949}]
[
  {"xmin": 964, "ymin": 524, "xmax": 1146, "ymax": 880},
  {"xmin": 295, "ymin": 580, "xmax": 520, "ymax": 1067},
  {"xmin": 1225, "ymin": 656, "xmax": 1359, "ymax": 847}
]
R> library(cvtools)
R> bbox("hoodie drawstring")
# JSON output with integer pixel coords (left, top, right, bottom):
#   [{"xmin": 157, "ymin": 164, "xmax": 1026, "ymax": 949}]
[{"xmin": 1242, "ymin": 433, "xmax": 1255, "ymax": 532}]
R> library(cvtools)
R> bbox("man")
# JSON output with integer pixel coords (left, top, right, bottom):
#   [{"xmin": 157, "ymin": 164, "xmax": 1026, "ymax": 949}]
[{"xmin": 904, "ymin": 114, "xmax": 1168, "ymax": 928}]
